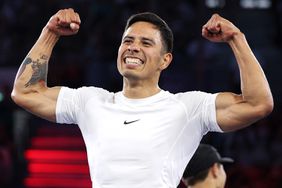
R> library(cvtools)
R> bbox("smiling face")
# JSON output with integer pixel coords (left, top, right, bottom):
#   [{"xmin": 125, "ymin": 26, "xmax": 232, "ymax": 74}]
[{"xmin": 117, "ymin": 21, "xmax": 172, "ymax": 83}]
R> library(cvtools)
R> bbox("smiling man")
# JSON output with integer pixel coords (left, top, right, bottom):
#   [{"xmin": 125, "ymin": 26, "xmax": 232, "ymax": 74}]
[
  {"xmin": 11, "ymin": 8, "xmax": 273, "ymax": 188},
  {"xmin": 117, "ymin": 18, "xmax": 173, "ymax": 99}
]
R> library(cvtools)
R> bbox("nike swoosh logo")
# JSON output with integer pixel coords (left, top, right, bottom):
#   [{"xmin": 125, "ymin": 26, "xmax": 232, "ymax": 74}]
[{"xmin": 124, "ymin": 119, "xmax": 140, "ymax": 125}]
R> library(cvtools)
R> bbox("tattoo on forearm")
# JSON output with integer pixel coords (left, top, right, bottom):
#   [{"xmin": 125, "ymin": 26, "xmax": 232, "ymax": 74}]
[{"xmin": 20, "ymin": 55, "xmax": 49, "ymax": 87}]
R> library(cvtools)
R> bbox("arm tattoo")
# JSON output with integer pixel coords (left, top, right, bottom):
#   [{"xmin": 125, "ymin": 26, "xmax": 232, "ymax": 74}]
[
  {"xmin": 23, "ymin": 55, "xmax": 49, "ymax": 87},
  {"xmin": 17, "ymin": 57, "xmax": 32, "ymax": 79}
]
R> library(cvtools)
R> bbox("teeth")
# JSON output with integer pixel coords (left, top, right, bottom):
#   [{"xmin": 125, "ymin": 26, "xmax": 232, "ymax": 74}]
[{"xmin": 125, "ymin": 58, "xmax": 142, "ymax": 65}]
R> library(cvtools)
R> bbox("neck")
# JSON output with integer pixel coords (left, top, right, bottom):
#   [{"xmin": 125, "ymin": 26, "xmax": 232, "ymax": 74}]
[{"xmin": 122, "ymin": 78, "xmax": 161, "ymax": 99}]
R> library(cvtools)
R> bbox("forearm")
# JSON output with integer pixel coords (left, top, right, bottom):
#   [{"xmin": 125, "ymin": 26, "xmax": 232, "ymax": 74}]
[
  {"xmin": 228, "ymin": 33, "xmax": 273, "ymax": 111},
  {"xmin": 13, "ymin": 28, "xmax": 59, "ymax": 95}
]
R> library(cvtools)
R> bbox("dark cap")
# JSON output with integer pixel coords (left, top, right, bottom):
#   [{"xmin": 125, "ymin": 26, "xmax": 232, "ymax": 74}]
[{"xmin": 183, "ymin": 144, "xmax": 234, "ymax": 179}]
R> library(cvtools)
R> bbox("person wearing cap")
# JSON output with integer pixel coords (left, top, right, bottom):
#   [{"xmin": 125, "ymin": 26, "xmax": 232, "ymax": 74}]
[{"xmin": 182, "ymin": 144, "xmax": 233, "ymax": 188}]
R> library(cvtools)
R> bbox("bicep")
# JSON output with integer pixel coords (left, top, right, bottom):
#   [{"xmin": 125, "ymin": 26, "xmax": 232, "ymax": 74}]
[
  {"xmin": 215, "ymin": 92, "xmax": 263, "ymax": 132},
  {"xmin": 14, "ymin": 86, "xmax": 61, "ymax": 122}
]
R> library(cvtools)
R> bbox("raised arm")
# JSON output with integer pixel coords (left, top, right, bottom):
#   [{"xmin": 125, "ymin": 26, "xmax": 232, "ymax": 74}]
[
  {"xmin": 11, "ymin": 8, "xmax": 81, "ymax": 122},
  {"xmin": 202, "ymin": 14, "xmax": 273, "ymax": 132}
]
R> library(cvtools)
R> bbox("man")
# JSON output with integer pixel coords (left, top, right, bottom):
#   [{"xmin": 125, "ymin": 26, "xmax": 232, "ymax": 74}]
[
  {"xmin": 181, "ymin": 144, "xmax": 233, "ymax": 188},
  {"xmin": 11, "ymin": 8, "xmax": 273, "ymax": 188}
]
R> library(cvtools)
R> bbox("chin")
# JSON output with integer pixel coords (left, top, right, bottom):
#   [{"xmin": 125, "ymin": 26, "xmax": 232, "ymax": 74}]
[{"xmin": 122, "ymin": 71, "xmax": 140, "ymax": 80}]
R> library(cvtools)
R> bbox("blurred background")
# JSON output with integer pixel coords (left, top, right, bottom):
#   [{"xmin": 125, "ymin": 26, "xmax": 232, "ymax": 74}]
[{"xmin": 0, "ymin": 0, "xmax": 281, "ymax": 187}]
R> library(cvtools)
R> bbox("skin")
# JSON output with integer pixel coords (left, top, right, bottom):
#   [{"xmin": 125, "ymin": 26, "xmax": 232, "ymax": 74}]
[
  {"xmin": 202, "ymin": 14, "xmax": 273, "ymax": 131},
  {"xmin": 11, "ymin": 9, "xmax": 273, "ymax": 132},
  {"xmin": 117, "ymin": 21, "xmax": 172, "ymax": 99}
]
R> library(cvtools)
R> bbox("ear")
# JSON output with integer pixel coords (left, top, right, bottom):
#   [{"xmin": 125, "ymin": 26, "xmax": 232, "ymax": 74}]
[
  {"xmin": 210, "ymin": 163, "xmax": 220, "ymax": 178},
  {"xmin": 181, "ymin": 178, "xmax": 189, "ymax": 187},
  {"xmin": 160, "ymin": 52, "xmax": 173, "ymax": 70}
]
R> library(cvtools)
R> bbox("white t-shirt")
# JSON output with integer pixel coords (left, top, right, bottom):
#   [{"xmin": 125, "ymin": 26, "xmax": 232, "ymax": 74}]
[{"xmin": 56, "ymin": 86, "xmax": 222, "ymax": 188}]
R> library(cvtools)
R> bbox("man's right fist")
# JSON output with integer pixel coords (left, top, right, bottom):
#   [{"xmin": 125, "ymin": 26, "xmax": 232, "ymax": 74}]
[{"xmin": 46, "ymin": 8, "xmax": 81, "ymax": 36}]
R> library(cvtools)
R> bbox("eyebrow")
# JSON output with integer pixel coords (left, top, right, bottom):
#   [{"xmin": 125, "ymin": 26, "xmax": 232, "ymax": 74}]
[
  {"xmin": 123, "ymin": 35, "xmax": 156, "ymax": 45},
  {"xmin": 142, "ymin": 37, "xmax": 155, "ymax": 45}
]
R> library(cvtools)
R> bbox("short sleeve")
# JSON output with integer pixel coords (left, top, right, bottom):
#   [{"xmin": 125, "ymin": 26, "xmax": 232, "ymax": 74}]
[
  {"xmin": 56, "ymin": 87, "xmax": 80, "ymax": 124},
  {"xmin": 201, "ymin": 93, "xmax": 223, "ymax": 133},
  {"xmin": 175, "ymin": 91, "xmax": 223, "ymax": 135}
]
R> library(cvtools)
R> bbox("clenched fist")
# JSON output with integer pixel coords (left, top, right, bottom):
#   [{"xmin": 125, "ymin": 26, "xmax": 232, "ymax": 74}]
[
  {"xmin": 45, "ymin": 8, "xmax": 81, "ymax": 36},
  {"xmin": 202, "ymin": 14, "xmax": 241, "ymax": 43}
]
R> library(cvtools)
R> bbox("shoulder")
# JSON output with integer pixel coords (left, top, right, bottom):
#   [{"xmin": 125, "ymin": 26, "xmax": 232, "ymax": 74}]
[
  {"xmin": 174, "ymin": 91, "xmax": 216, "ymax": 101},
  {"xmin": 78, "ymin": 86, "xmax": 112, "ymax": 95},
  {"xmin": 60, "ymin": 86, "xmax": 114, "ymax": 100},
  {"xmin": 172, "ymin": 91, "xmax": 218, "ymax": 111}
]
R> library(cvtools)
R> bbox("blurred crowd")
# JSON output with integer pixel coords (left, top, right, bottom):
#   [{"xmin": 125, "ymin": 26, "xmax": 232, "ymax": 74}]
[{"xmin": 0, "ymin": 0, "xmax": 282, "ymax": 187}]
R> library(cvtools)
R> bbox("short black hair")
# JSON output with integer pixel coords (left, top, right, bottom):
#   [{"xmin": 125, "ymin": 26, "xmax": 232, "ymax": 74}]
[
  {"xmin": 124, "ymin": 12, "xmax": 173, "ymax": 53},
  {"xmin": 185, "ymin": 167, "xmax": 210, "ymax": 186}
]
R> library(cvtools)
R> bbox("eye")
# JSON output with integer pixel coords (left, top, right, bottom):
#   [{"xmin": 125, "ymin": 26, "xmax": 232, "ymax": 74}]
[
  {"xmin": 142, "ymin": 41, "xmax": 152, "ymax": 47},
  {"xmin": 122, "ymin": 38, "xmax": 133, "ymax": 44}
]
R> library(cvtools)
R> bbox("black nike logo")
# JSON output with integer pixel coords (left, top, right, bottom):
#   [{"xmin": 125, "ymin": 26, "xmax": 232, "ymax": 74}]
[{"xmin": 124, "ymin": 119, "xmax": 140, "ymax": 125}]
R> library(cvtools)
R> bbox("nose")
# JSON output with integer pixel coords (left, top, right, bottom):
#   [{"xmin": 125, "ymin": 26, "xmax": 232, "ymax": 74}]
[{"xmin": 127, "ymin": 43, "xmax": 140, "ymax": 52}]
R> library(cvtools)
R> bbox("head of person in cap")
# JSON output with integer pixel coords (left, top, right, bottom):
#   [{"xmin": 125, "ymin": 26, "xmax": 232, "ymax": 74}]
[{"xmin": 182, "ymin": 144, "xmax": 234, "ymax": 188}]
